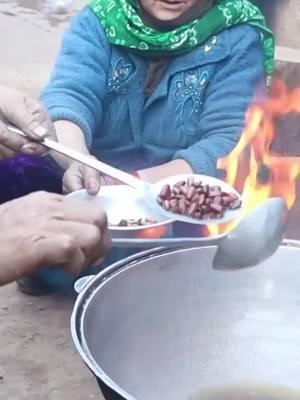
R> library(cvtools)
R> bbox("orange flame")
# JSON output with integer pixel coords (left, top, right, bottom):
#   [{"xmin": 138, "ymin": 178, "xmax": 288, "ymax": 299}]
[{"xmin": 207, "ymin": 76, "xmax": 300, "ymax": 237}]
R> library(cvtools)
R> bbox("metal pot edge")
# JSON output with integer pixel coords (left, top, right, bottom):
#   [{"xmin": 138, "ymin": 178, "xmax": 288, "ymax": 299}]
[{"xmin": 71, "ymin": 247, "xmax": 178, "ymax": 400}]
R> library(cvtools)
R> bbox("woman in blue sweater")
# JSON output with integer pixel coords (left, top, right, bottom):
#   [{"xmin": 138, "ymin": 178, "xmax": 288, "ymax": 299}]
[
  {"xmin": 1, "ymin": 0, "xmax": 274, "ymax": 294},
  {"xmin": 40, "ymin": 0, "xmax": 274, "ymax": 192}
]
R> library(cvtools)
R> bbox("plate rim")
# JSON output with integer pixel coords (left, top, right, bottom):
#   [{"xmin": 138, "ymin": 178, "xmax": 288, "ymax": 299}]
[{"xmin": 66, "ymin": 187, "xmax": 173, "ymax": 231}]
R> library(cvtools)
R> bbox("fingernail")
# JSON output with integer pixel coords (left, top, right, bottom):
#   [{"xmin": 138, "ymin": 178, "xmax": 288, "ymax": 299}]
[
  {"xmin": 88, "ymin": 181, "xmax": 99, "ymax": 193},
  {"xmin": 33, "ymin": 126, "xmax": 47, "ymax": 138},
  {"xmin": 21, "ymin": 144, "xmax": 37, "ymax": 154}
]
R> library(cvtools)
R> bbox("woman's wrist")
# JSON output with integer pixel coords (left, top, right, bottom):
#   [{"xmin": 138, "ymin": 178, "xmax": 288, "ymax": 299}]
[
  {"xmin": 138, "ymin": 160, "xmax": 192, "ymax": 183},
  {"xmin": 52, "ymin": 120, "xmax": 90, "ymax": 169}
]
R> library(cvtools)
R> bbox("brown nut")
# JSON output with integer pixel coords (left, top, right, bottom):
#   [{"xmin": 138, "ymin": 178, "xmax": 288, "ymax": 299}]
[
  {"xmin": 174, "ymin": 180, "xmax": 186, "ymax": 188},
  {"xmin": 170, "ymin": 199, "xmax": 179, "ymax": 213},
  {"xmin": 172, "ymin": 186, "xmax": 181, "ymax": 195},
  {"xmin": 187, "ymin": 202, "xmax": 198, "ymax": 216},
  {"xmin": 160, "ymin": 184, "xmax": 171, "ymax": 200},
  {"xmin": 222, "ymin": 196, "xmax": 233, "ymax": 206},
  {"xmin": 187, "ymin": 176, "xmax": 195, "ymax": 186},
  {"xmin": 179, "ymin": 198, "xmax": 186, "ymax": 214},
  {"xmin": 119, "ymin": 219, "xmax": 128, "ymax": 226},
  {"xmin": 194, "ymin": 181, "xmax": 203, "ymax": 188},
  {"xmin": 186, "ymin": 186, "xmax": 195, "ymax": 200},
  {"xmin": 228, "ymin": 192, "xmax": 239, "ymax": 200},
  {"xmin": 203, "ymin": 185, "xmax": 209, "ymax": 195},
  {"xmin": 200, "ymin": 204, "xmax": 210, "ymax": 213},
  {"xmin": 191, "ymin": 193, "xmax": 200, "ymax": 203},
  {"xmin": 213, "ymin": 195, "xmax": 223, "ymax": 205},
  {"xmin": 229, "ymin": 199, "xmax": 242, "ymax": 210},
  {"xmin": 198, "ymin": 194, "xmax": 206, "ymax": 206},
  {"xmin": 209, "ymin": 186, "xmax": 222, "ymax": 197},
  {"xmin": 210, "ymin": 203, "xmax": 223, "ymax": 213},
  {"xmin": 179, "ymin": 186, "xmax": 188, "ymax": 196},
  {"xmin": 163, "ymin": 200, "xmax": 171, "ymax": 210}
]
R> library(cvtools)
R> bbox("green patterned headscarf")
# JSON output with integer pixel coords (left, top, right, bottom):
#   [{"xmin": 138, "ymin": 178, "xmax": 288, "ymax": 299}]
[{"xmin": 89, "ymin": 0, "xmax": 275, "ymax": 85}]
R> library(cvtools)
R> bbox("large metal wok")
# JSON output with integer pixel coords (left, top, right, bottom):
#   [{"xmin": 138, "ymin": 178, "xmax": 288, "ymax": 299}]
[{"xmin": 71, "ymin": 241, "xmax": 300, "ymax": 400}]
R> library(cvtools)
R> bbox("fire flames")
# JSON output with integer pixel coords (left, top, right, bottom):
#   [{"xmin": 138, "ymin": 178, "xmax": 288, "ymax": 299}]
[{"xmin": 207, "ymin": 76, "xmax": 300, "ymax": 237}]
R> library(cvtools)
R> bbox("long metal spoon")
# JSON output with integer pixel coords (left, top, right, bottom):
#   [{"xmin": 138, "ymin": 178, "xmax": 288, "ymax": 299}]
[
  {"xmin": 8, "ymin": 125, "xmax": 241, "ymax": 225},
  {"xmin": 112, "ymin": 197, "xmax": 286, "ymax": 270},
  {"xmin": 213, "ymin": 197, "xmax": 287, "ymax": 270},
  {"xmin": 74, "ymin": 197, "xmax": 287, "ymax": 294}
]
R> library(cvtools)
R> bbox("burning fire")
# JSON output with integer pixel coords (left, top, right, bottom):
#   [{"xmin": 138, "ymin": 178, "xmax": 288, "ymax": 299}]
[{"xmin": 207, "ymin": 76, "xmax": 300, "ymax": 236}]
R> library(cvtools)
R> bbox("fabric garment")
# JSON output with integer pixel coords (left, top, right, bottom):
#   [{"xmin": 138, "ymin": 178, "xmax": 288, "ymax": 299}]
[
  {"xmin": 0, "ymin": 155, "xmax": 62, "ymax": 204},
  {"xmin": 144, "ymin": 58, "xmax": 170, "ymax": 97},
  {"xmin": 141, "ymin": 0, "xmax": 213, "ymax": 95},
  {"xmin": 41, "ymin": 7, "xmax": 265, "ymax": 178},
  {"xmin": 89, "ymin": 0, "xmax": 274, "ymax": 84}
]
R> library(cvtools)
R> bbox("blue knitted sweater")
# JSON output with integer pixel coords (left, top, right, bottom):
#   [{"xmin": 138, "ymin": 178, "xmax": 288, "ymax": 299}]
[{"xmin": 41, "ymin": 7, "xmax": 265, "ymax": 177}]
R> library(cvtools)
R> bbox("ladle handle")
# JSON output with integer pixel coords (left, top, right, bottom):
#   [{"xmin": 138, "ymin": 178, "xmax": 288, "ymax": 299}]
[{"xmin": 7, "ymin": 125, "xmax": 145, "ymax": 190}]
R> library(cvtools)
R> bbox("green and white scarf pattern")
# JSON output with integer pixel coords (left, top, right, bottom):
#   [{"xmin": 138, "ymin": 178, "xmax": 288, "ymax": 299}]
[{"xmin": 89, "ymin": 0, "xmax": 275, "ymax": 85}]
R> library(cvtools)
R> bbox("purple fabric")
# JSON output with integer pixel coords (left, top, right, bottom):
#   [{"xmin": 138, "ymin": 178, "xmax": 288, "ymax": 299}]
[{"xmin": 0, "ymin": 155, "xmax": 63, "ymax": 204}]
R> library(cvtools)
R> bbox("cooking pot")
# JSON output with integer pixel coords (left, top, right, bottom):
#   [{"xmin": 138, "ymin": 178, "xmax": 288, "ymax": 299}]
[{"xmin": 71, "ymin": 241, "xmax": 300, "ymax": 400}]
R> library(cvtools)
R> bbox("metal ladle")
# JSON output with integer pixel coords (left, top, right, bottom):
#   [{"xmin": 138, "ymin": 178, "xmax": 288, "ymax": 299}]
[
  {"xmin": 74, "ymin": 198, "xmax": 287, "ymax": 294},
  {"xmin": 112, "ymin": 197, "xmax": 287, "ymax": 270},
  {"xmin": 213, "ymin": 197, "xmax": 287, "ymax": 270}
]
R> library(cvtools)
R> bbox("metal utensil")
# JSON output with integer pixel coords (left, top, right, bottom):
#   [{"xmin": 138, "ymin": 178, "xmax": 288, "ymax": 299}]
[
  {"xmin": 110, "ymin": 197, "xmax": 286, "ymax": 271},
  {"xmin": 213, "ymin": 197, "xmax": 287, "ymax": 269},
  {"xmin": 7, "ymin": 125, "xmax": 143, "ymax": 189},
  {"xmin": 8, "ymin": 125, "xmax": 242, "ymax": 225}
]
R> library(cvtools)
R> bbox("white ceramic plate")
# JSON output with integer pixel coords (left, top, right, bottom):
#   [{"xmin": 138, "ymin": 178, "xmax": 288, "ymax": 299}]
[{"xmin": 67, "ymin": 185, "xmax": 173, "ymax": 238}]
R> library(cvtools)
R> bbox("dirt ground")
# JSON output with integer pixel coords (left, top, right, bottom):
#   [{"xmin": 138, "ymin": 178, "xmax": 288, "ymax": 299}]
[{"xmin": 0, "ymin": 1, "xmax": 300, "ymax": 399}]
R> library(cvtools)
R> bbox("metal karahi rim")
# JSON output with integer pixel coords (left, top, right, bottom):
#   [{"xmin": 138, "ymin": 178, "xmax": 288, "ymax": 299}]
[
  {"xmin": 70, "ymin": 240, "xmax": 297, "ymax": 400},
  {"xmin": 71, "ymin": 247, "xmax": 171, "ymax": 400}
]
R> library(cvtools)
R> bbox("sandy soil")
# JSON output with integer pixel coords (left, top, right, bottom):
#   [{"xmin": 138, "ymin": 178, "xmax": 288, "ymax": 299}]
[{"xmin": 0, "ymin": 1, "xmax": 300, "ymax": 399}]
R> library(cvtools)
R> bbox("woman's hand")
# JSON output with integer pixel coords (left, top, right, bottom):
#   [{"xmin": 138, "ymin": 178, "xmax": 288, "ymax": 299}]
[
  {"xmin": 0, "ymin": 191, "xmax": 111, "ymax": 286},
  {"xmin": 63, "ymin": 158, "xmax": 123, "ymax": 194},
  {"xmin": 63, "ymin": 158, "xmax": 102, "ymax": 194},
  {"xmin": 0, "ymin": 85, "xmax": 56, "ymax": 159}
]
